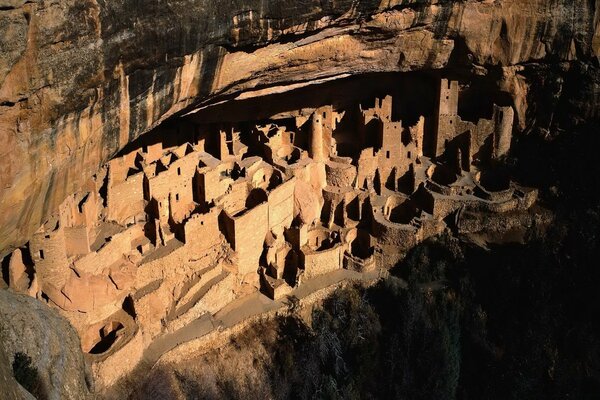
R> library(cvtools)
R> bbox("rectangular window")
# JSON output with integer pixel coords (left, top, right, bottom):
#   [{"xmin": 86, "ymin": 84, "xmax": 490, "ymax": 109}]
[
  {"xmin": 39, "ymin": 250, "xmax": 44, "ymax": 260},
  {"xmin": 175, "ymin": 194, "xmax": 180, "ymax": 201},
  {"xmin": 177, "ymin": 167, "xmax": 181, "ymax": 176},
  {"xmin": 407, "ymin": 151, "xmax": 411, "ymax": 159},
  {"xmin": 386, "ymin": 151, "xmax": 390, "ymax": 159}
]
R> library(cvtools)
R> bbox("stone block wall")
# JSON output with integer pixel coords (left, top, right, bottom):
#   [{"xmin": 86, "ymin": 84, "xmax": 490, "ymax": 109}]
[
  {"xmin": 302, "ymin": 244, "xmax": 343, "ymax": 280},
  {"xmin": 108, "ymin": 172, "xmax": 145, "ymax": 224}
]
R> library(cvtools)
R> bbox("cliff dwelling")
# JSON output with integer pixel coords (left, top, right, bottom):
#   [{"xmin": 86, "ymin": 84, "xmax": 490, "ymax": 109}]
[
  {"xmin": 5, "ymin": 0, "xmax": 600, "ymax": 397},
  {"xmin": 0, "ymin": 73, "xmax": 539, "ymax": 388}
]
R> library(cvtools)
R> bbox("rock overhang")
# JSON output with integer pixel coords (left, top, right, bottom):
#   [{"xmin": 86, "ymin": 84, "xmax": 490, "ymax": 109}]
[{"xmin": 1, "ymin": 0, "xmax": 599, "ymax": 255}]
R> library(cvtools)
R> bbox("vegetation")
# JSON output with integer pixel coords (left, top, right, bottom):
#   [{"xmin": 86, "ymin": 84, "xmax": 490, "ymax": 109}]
[
  {"xmin": 164, "ymin": 202, "xmax": 598, "ymax": 399},
  {"xmin": 12, "ymin": 352, "xmax": 47, "ymax": 400}
]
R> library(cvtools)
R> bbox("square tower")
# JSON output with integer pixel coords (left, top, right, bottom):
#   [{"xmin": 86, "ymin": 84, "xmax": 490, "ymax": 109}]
[{"xmin": 435, "ymin": 79, "xmax": 459, "ymax": 158}]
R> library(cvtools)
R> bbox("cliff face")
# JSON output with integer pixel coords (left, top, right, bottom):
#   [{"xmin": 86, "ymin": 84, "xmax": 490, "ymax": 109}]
[{"xmin": 0, "ymin": 0, "xmax": 599, "ymax": 254}]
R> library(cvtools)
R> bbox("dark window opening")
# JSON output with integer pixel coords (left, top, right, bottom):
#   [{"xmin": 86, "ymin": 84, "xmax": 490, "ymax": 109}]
[{"xmin": 39, "ymin": 250, "xmax": 44, "ymax": 260}]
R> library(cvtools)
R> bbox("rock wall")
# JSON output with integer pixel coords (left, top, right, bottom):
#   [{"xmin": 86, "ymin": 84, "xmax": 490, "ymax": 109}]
[
  {"xmin": 1, "ymin": 0, "xmax": 600, "ymax": 254},
  {"xmin": 0, "ymin": 289, "xmax": 91, "ymax": 399}
]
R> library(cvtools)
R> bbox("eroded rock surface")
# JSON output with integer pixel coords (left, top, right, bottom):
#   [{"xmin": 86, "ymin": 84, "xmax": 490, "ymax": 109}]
[
  {"xmin": 0, "ymin": 289, "xmax": 91, "ymax": 399},
  {"xmin": 1, "ymin": 0, "xmax": 600, "ymax": 254}
]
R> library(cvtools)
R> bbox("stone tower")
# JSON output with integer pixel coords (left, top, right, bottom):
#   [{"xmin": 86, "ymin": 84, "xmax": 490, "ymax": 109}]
[{"xmin": 435, "ymin": 79, "xmax": 459, "ymax": 158}]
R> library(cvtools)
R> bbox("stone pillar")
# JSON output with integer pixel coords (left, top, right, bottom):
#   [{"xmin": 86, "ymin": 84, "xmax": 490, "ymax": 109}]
[
  {"xmin": 219, "ymin": 130, "xmax": 229, "ymax": 160},
  {"xmin": 413, "ymin": 116, "xmax": 425, "ymax": 158},
  {"xmin": 8, "ymin": 249, "xmax": 29, "ymax": 293},
  {"xmin": 310, "ymin": 112, "xmax": 324, "ymax": 162},
  {"xmin": 493, "ymin": 105, "xmax": 514, "ymax": 159}
]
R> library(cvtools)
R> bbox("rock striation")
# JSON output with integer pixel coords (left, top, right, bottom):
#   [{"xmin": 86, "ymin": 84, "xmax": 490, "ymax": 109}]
[{"xmin": 1, "ymin": 0, "xmax": 600, "ymax": 255}]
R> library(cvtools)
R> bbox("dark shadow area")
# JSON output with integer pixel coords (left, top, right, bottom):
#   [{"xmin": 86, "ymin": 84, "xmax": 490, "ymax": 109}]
[
  {"xmin": 12, "ymin": 352, "xmax": 47, "ymax": 400},
  {"xmin": 245, "ymin": 188, "xmax": 268, "ymax": 209},
  {"xmin": 188, "ymin": 72, "xmax": 440, "ymax": 127},
  {"xmin": 1, "ymin": 253, "xmax": 9, "ymax": 286},
  {"xmin": 89, "ymin": 322, "xmax": 124, "ymax": 355}
]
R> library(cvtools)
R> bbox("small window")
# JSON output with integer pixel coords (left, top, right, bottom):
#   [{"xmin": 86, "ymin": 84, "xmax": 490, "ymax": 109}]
[
  {"xmin": 44, "ymin": 235, "xmax": 50, "ymax": 239},
  {"xmin": 407, "ymin": 151, "xmax": 411, "ymax": 159},
  {"xmin": 39, "ymin": 250, "xmax": 44, "ymax": 260},
  {"xmin": 175, "ymin": 194, "xmax": 180, "ymax": 201},
  {"xmin": 446, "ymin": 96, "xmax": 449, "ymax": 100},
  {"xmin": 386, "ymin": 151, "xmax": 390, "ymax": 159},
  {"xmin": 201, "ymin": 221, "xmax": 204, "ymax": 226},
  {"xmin": 450, "ymin": 120, "xmax": 453, "ymax": 125},
  {"xmin": 177, "ymin": 167, "xmax": 181, "ymax": 176},
  {"xmin": 159, "ymin": 202, "xmax": 162, "ymax": 207}
]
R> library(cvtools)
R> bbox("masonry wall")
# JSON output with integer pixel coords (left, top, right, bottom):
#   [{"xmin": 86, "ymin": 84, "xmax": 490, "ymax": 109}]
[
  {"xmin": 356, "ymin": 148, "xmax": 378, "ymax": 189},
  {"xmin": 220, "ymin": 180, "xmax": 249, "ymax": 215},
  {"xmin": 107, "ymin": 151, "xmax": 139, "ymax": 186},
  {"xmin": 325, "ymin": 160, "xmax": 357, "ymax": 188},
  {"xmin": 184, "ymin": 209, "xmax": 222, "ymax": 256},
  {"xmin": 64, "ymin": 226, "xmax": 91, "ymax": 256},
  {"xmin": 431, "ymin": 195, "xmax": 462, "ymax": 219},
  {"xmin": 30, "ymin": 228, "xmax": 69, "ymax": 288},
  {"xmin": 149, "ymin": 157, "xmax": 196, "ymax": 201},
  {"xmin": 223, "ymin": 202, "xmax": 269, "ymax": 276},
  {"xmin": 268, "ymin": 178, "xmax": 295, "ymax": 232},
  {"xmin": 108, "ymin": 172, "xmax": 146, "ymax": 225},
  {"xmin": 371, "ymin": 210, "xmax": 419, "ymax": 249},
  {"xmin": 59, "ymin": 194, "xmax": 86, "ymax": 228},
  {"xmin": 74, "ymin": 224, "xmax": 144, "ymax": 275},
  {"xmin": 197, "ymin": 168, "xmax": 230, "ymax": 205},
  {"xmin": 302, "ymin": 244, "xmax": 343, "ymax": 280},
  {"xmin": 435, "ymin": 79, "xmax": 459, "ymax": 157}
]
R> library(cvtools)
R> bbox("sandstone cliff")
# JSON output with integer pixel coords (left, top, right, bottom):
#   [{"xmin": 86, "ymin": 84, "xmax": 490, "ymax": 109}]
[{"xmin": 1, "ymin": 0, "xmax": 599, "ymax": 254}]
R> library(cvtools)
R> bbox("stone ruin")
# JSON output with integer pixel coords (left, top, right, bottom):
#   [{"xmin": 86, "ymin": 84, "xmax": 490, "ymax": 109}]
[{"xmin": 0, "ymin": 77, "xmax": 538, "ymax": 387}]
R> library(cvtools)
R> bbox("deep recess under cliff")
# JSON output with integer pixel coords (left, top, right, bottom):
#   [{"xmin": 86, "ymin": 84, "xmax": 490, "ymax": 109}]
[
  {"xmin": 3, "ymin": 1, "xmax": 600, "ymax": 399},
  {"xmin": 1, "ymin": 69, "xmax": 548, "ymax": 392},
  {"xmin": 2, "ymin": 0, "xmax": 600, "ymax": 256}
]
